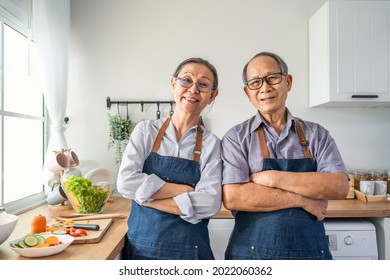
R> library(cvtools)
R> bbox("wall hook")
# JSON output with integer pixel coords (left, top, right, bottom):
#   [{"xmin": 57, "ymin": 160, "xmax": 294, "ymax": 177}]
[
  {"xmin": 156, "ymin": 102, "xmax": 161, "ymax": 119},
  {"xmin": 170, "ymin": 102, "xmax": 174, "ymax": 116}
]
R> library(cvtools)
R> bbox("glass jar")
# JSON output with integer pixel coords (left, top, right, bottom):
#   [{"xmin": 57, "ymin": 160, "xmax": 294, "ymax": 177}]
[
  {"xmin": 384, "ymin": 170, "xmax": 390, "ymax": 195},
  {"xmin": 353, "ymin": 170, "xmax": 365, "ymax": 191},
  {"xmin": 366, "ymin": 170, "xmax": 380, "ymax": 181}
]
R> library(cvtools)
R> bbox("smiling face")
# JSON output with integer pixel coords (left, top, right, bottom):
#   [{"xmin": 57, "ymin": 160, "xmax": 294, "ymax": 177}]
[
  {"xmin": 170, "ymin": 62, "xmax": 218, "ymax": 117},
  {"xmin": 244, "ymin": 55, "xmax": 292, "ymax": 121}
]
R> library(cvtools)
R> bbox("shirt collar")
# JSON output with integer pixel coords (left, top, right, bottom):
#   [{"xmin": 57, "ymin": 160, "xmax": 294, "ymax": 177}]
[{"xmin": 250, "ymin": 109, "xmax": 295, "ymax": 133}]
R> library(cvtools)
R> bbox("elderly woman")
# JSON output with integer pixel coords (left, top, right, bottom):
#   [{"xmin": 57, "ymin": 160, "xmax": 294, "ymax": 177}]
[{"xmin": 117, "ymin": 57, "xmax": 222, "ymax": 260}]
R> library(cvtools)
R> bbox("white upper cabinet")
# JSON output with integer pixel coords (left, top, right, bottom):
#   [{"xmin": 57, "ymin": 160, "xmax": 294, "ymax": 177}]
[{"xmin": 309, "ymin": 1, "xmax": 390, "ymax": 107}]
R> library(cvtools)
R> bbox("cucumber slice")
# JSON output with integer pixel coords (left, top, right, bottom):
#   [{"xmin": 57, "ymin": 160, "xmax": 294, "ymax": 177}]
[
  {"xmin": 10, "ymin": 243, "xmax": 21, "ymax": 248},
  {"xmin": 34, "ymin": 234, "xmax": 45, "ymax": 245},
  {"xmin": 18, "ymin": 240, "xmax": 29, "ymax": 248},
  {"xmin": 24, "ymin": 235, "xmax": 39, "ymax": 247}
]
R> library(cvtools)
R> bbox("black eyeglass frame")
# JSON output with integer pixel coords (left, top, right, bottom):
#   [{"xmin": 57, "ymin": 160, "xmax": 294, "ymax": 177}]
[{"xmin": 245, "ymin": 72, "xmax": 286, "ymax": 90}]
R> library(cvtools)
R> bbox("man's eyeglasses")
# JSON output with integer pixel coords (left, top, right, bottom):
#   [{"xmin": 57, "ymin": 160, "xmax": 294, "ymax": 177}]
[
  {"xmin": 176, "ymin": 77, "xmax": 215, "ymax": 93},
  {"xmin": 245, "ymin": 73, "xmax": 285, "ymax": 90}
]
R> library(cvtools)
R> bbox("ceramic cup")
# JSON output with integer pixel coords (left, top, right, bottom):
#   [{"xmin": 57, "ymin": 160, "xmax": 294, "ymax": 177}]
[
  {"xmin": 374, "ymin": 181, "xmax": 387, "ymax": 196},
  {"xmin": 67, "ymin": 150, "xmax": 79, "ymax": 167},
  {"xmin": 46, "ymin": 180, "xmax": 68, "ymax": 205},
  {"xmin": 48, "ymin": 152, "xmax": 70, "ymax": 173},
  {"xmin": 360, "ymin": 181, "xmax": 375, "ymax": 196},
  {"xmin": 60, "ymin": 167, "xmax": 82, "ymax": 184}
]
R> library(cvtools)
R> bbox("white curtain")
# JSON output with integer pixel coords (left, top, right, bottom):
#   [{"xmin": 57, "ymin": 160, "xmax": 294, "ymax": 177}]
[{"xmin": 33, "ymin": 0, "xmax": 70, "ymax": 191}]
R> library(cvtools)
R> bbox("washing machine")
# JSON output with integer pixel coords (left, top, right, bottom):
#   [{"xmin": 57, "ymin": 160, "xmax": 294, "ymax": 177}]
[{"xmin": 323, "ymin": 219, "xmax": 378, "ymax": 260}]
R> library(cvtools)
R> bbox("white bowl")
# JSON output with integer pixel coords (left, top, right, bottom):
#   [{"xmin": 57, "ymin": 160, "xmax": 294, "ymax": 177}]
[
  {"xmin": 85, "ymin": 168, "xmax": 113, "ymax": 185},
  {"xmin": 9, "ymin": 234, "xmax": 74, "ymax": 258},
  {"xmin": 0, "ymin": 214, "xmax": 18, "ymax": 245},
  {"xmin": 77, "ymin": 160, "xmax": 100, "ymax": 176}
]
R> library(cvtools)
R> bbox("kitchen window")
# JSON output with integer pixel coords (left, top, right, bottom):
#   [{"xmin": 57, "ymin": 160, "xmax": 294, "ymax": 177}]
[{"xmin": 0, "ymin": 1, "xmax": 48, "ymax": 214}]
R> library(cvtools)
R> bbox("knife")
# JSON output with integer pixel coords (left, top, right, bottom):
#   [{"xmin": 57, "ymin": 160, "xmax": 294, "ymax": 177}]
[{"xmin": 73, "ymin": 223, "xmax": 100, "ymax": 231}]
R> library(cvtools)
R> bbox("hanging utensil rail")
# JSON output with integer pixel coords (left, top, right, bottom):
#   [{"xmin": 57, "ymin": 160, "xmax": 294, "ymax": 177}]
[{"xmin": 106, "ymin": 96, "xmax": 174, "ymax": 111}]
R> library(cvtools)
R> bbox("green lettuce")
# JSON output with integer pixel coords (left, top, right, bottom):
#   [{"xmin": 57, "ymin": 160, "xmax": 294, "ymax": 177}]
[{"xmin": 64, "ymin": 176, "xmax": 109, "ymax": 213}]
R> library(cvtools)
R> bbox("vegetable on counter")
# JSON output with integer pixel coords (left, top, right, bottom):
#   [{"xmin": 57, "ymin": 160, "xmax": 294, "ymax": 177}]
[
  {"xmin": 10, "ymin": 234, "xmax": 62, "ymax": 249},
  {"xmin": 46, "ymin": 220, "xmax": 90, "ymax": 237},
  {"xmin": 63, "ymin": 176, "xmax": 109, "ymax": 213},
  {"xmin": 31, "ymin": 214, "xmax": 47, "ymax": 234},
  {"xmin": 67, "ymin": 228, "xmax": 87, "ymax": 237}
]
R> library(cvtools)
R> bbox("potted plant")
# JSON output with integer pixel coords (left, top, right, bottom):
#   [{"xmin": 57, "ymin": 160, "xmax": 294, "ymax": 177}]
[{"xmin": 108, "ymin": 114, "xmax": 134, "ymax": 169}]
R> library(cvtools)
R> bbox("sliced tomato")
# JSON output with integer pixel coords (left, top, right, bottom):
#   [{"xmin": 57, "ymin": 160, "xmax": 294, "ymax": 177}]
[
  {"xmin": 69, "ymin": 231, "xmax": 81, "ymax": 237},
  {"xmin": 75, "ymin": 229, "xmax": 87, "ymax": 236}
]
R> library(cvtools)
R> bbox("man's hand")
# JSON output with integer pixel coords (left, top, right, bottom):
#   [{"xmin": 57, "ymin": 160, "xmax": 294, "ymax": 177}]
[{"xmin": 301, "ymin": 197, "xmax": 328, "ymax": 221}]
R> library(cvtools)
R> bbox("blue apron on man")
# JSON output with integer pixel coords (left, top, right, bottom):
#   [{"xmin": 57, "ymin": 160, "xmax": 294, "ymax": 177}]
[
  {"xmin": 124, "ymin": 118, "xmax": 214, "ymax": 260},
  {"xmin": 225, "ymin": 119, "xmax": 331, "ymax": 260}
]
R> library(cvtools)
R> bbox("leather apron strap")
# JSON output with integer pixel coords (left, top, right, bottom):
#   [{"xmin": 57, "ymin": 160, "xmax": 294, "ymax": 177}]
[
  {"xmin": 294, "ymin": 119, "xmax": 313, "ymax": 159},
  {"xmin": 257, "ymin": 119, "xmax": 313, "ymax": 159},
  {"xmin": 257, "ymin": 126, "xmax": 270, "ymax": 159},
  {"xmin": 151, "ymin": 118, "xmax": 171, "ymax": 153},
  {"xmin": 193, "ymin": 125, "xmax": 203, "ymax": 162},
  {"xmin": 151, "ymin": 118, "xmax": 203, "ymax": 162}
]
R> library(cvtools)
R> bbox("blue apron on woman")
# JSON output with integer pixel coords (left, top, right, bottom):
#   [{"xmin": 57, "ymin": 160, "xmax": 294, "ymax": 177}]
[
  {"xmin": 124, "ymin": 118, "xmax": 214, "ymax": 260},
  {"xmin": 225, "ymin": 119, "xmax": 332, "ymax": 260}
]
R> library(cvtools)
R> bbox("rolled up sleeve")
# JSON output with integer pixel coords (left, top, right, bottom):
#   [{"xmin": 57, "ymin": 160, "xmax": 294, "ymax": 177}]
[{"xmin": 174, "ymin": 148, "xmax": 222, "ymax": 224}]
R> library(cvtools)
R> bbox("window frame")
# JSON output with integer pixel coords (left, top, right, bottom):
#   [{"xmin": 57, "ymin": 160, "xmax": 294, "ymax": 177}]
[{"xmin": 0, "ymin": 1, "xmax": 49, "ymax": 214}]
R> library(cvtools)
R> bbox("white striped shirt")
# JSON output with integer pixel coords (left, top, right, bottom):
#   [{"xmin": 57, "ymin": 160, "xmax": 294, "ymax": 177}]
[{"xmin": 117, "ymin": 117, "xmax": 222, "ymax": 224}]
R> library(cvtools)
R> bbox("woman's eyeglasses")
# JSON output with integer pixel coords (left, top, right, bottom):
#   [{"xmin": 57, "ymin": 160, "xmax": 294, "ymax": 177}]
[{"xmin": 176, "ymin": 77, "xmax": 215, "ymax": 93}]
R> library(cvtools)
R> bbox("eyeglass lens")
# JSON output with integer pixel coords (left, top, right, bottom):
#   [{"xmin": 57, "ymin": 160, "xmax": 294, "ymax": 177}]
[
  {"xmin": 177, "ymin": 77, "xmax": 213, "ymax": 93},
  {"xmin": 246, "ymin": 73, "xmax": 283, "ymax": 90}
]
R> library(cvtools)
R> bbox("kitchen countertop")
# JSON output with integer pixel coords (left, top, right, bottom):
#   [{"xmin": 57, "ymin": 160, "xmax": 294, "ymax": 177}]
[
  {"xmin": 214, "ymin": 198, "xmax": 390, "ymax": 218},
  {"xmin": 0, "ymin": 196, "xmax": 132, "ymax": 260},
  {"xmin": 1, "ymin": 196, "xmax": 390, "ymax": 260}
]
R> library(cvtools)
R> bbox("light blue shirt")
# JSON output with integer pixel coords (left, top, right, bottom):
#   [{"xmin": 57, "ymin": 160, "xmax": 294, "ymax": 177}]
[
  {"xmin": 222, "ymin": 109, "xmax": 348, "ymax": 184},
  {"xmin": 117, "ymin": 117, "xmax": 222, "ymax": 224}
]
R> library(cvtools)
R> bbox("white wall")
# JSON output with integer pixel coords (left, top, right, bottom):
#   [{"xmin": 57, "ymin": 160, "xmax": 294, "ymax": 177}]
[{"xmin": 67, "ymin": 0, "xmax": 390, "ymax": 181}]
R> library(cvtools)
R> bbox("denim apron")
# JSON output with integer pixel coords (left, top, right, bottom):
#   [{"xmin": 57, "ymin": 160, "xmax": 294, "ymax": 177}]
[
  {"xmin": 124, "ymin": 118, "xmax": 214, "ymax": 260},
  {"xmin": 225, "ymin": 119, "xmax": 331, "ymax": 260}
]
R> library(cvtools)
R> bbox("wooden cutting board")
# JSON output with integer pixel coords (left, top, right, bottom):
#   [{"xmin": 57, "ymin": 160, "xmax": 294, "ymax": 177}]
[
  {"xmin": 72, "ymin": 218, "xmax": 113, "ymax": 244},
  {"xmin": 48, "ymin": 218, "xmax": 114, "ymax": 244}
]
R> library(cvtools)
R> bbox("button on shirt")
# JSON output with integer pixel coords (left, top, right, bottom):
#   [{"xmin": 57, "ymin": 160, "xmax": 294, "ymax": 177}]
[
  {"xmin": 117, "ymin": 118, "xmax": 222, "ymax": 224},
  {"xmin": 221, "ymin": 110, "xmax": 348, "ymax": 185}
]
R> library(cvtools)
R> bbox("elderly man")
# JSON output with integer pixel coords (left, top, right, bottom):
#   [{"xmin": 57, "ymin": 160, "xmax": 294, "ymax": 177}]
[{"xmin": 221, "ymin": 51, "xmax": 349, "ymax": 260}]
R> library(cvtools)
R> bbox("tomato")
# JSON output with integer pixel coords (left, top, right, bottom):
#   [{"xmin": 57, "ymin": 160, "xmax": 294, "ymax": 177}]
[
  {"xmin": 66, "ymin": 227, "xmax": 87, "ymax": 237},
  {"xmin": 75, "ymin": 229, "xmax": 87, "ymax": 236}
]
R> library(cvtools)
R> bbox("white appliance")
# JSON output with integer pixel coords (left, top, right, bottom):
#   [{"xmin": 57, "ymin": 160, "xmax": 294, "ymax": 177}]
[{"xmin": 324, "ymin": 219, "xmax": 378, "ymax": 260}]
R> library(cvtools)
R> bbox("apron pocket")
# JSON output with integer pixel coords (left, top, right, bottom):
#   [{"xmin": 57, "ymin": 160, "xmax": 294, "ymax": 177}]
[
  {"xmin": 128, "ymin": 238, "xmax": 200, "ymax": 260},
  {"xmin": 254, "ymin": 247, "xmax": 326, "ymax": 260}
]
